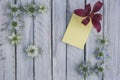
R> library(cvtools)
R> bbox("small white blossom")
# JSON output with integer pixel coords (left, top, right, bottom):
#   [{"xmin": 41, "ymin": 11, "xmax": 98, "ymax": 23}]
[
  {"xmin": 26, "ymin": 45, "xmax": 39, "ymax": 57},
  {"xmin": 97, "ymin": 37, "xmax": 109, "ymax": 46},
  {"xmin": 95, "ymin": 47, "xmax": 110, "ymax": 63},
  {"xmin": 6, "ymin": 4, "xmax": 21, "ymax": 17},
  {"xmin": 77, "ymin": 61, "xmax": 93, "ymax": 77},
  {"xmin": 9, "ymin": 18, "xmax": 22, "ymax": 30},
  {"xmin": 94, "ymin": 36, "xmax": 110, "ymax": 78},
  {"xmin": 24, "ymin": 4, "xmax": 38, "ymax": 16},
  {"xmin": 8, "ymin": 33, "xmax": 22, "ymax": 45},
  {"xmin": 38, "ymin": 5, "xmax": 47, "ymax": 13},
  {"xmin": 94, "ymin": 63, "xmax": 105, "ymax": 78}
]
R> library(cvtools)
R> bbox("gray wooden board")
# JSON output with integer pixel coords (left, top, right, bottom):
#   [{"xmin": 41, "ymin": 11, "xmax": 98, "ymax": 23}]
[
  {"xmin": 34, "ymin": 0, "xmax": 52, "ymax": 80},
  {"xmin": 86, "ymin": 0, "xmax": 103, "ymax": 80},
  {"xmin": 104, "ymin": 0, "xmax": 120, "ymax": 80},
  {"xmin": 66, "ymin": 0, "xmax": 85, "ymax": 80},
  {"xmin": 52, "ymin": 0, "xmax": 67, "ymax": 80},
  {"xmin": 17, "ymin": 0, "xmax": 34, "ymax": 80},
  {"xmin": 0, "ymin": 0, "xmax": 15, "ymax": 80},
  {"xmin": 0, "ymin": 0, "xmax": 120, "ymax": 80}
]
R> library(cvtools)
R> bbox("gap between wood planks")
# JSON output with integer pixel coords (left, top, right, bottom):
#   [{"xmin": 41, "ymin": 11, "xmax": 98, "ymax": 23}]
[
  {"xmin": 84, "ymin": 0, "xmax": 87, "ymax": 80},
  {"xmin": 14, "ymin": 0, "xmax": 17, "ymax": 80}
]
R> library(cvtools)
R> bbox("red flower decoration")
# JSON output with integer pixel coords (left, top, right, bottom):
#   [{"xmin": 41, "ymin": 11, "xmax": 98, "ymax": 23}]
[{"xmin": 74, "ymin": 1, "xmax": 103, "ymax": 32}]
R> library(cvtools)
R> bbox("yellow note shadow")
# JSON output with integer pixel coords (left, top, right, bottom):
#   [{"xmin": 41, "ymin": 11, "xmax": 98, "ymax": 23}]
[{"xmin": 62, "ymin": 13, "xmax": 92, "ymax": 49}]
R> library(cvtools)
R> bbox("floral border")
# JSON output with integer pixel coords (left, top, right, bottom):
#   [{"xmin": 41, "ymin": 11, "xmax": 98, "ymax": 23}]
[{"xmin": 6, "ymin": 2, "xmax": 47, "ymax": 57}]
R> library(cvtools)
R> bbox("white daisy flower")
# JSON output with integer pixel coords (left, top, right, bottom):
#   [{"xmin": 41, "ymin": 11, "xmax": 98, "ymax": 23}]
[
  {"xmin": 8, "ymin": 33, "xmax": 22, "ymax": 45},
  {"xmin": 9, "ymin": 18, "xmax": 22, "ymax": 30},
  {"xmin": 94, "ymin": 63, "xmax": 104, "ymax": 78},
  {"xmin": 97, "ymin": 37, "xmax": 110, "ymax": 46},
  {"xmin": 38, "ymin": 5, "xmax": 47, "ymax": 13},
  {"xmin": 24, "ymin": 4, "xmax": 38, "ymax": 16},
  {"xmin": 6, "ymin": 4, "xmax": 21, "ymax": 17},
  {"xmin": 95, "ymin": 47, "xmax": 110, "ymax": 62},
  {"xmin": 77, "ymin": 61, "xmax": 93, "ymax": 77},
  {"xmin": 26, "ymin": 45, "xmax": 39, "ymax": 57}
]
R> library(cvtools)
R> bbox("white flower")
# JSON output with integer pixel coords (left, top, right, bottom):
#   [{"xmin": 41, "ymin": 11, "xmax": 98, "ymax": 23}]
[
  {"xmin": 8, "ymin": 33, "xmax": 22, "ymax": 45},
  {"xmin": 9, "ymin": 18, "xmax": 22, "ymax": 30},
  {"xmin": 6, "ymin": 4, "xmax": 21, "ymax": 17},
  {"xmin": 38, "ymin": 5, "xmax": 47, "ymax": 13},
  {"xmin": 26, "ymin": 45, "xmax": 39, "ymax": 57},
  {"xmin": 94, "ymin": 63, "xmax": 104, "ymax": 77},
  {"xmin": 95, "ymin": 47, "xmax": 110, "ymax": 62},
  {"xmin": 24, "ymin": 4, "xmax": 38, "ymax": 16},
  {"xmin": 77, "ymin": 61, "xmax": 93, "ymax": 77},
  {"xmin": 97, "ymin": 37, "xmax": 109, "ymax": 46}
]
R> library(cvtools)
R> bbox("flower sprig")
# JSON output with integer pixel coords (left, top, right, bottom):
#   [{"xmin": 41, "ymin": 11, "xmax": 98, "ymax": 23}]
[
  {"xmin": 76, "ymin": 37, "xmax": 110, "ymax": 79},
  {"xmin": 97, "ymin": 37, "xmax": 109, "ymax": 47},
  {"xmin": 5, "ymin": 2, "xmax": 47, "ymax": 58},
  {"xmin": 38, "ymin": 5, "xmax": 47, "ymax": 13},
  {"xmin": 23, "ymin": 4, "xmax": 38, "ymax": 16},
  {"xmin": 6, "ymin": 4, "xmax": 21, "ymax": 17},
  {"xmin": 6, "ymin": 3, "xmax": 47, "ymax": 47},
  {"xmin": 8, "ymin": 33, "xmax": 22, "ymax": 45},
  {"xmin": 26, "ymin": 45, "xmax": 41, "ymax": 57},
  {"xmin": 94, "ymin": 37, "xmax": 110, "ymax": 78},
  {"xmin": 7, "ymin": 3, "xmax": 23, "ymax": 45},
  {"xmin": 94, "ymin": 63, "xmax": 104, "ymax": 78},
  {"xmin": 9, "ymin": 18, "xmax": 23, "ymax": 30},
  {"xmin": 95, "ymin": 47, "xmax": 109, "ymax": 62},
  {"xmin": 23, "ymin": 3, "xmax": 47, "ymax": 16},
  {"xmin": 76, "ymin": 61, "xmax": 93, "ymax": 77}
]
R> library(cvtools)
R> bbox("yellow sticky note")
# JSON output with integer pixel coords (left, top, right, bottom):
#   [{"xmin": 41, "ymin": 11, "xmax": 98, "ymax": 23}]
[{"xmin": 62, "ymin": 13, "xmax": 92, "ymax": 49}]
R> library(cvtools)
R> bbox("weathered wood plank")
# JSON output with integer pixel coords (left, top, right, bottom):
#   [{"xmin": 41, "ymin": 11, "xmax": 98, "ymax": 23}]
[
  {"xmin": 52, "ymin": 0, "xmax": 67, "ymax": 80},
  {"xmin": 104, "ymin": 0, "xmax": 120, "ymax": 80},
  {"xmin": 67, "ymin": 0, "xmax": 85, "ymax": 80},
  {"xmin": 0, "ymin": 0, "xmax": 119, "ymax": 80},
  {"xmin": 0, "ymin": 32, "xmax": 5, "ymax": 80},
  {"xmin": 34, "ymin": 0, "xmax": 51, "ymax": 80},
  {"xmin": 17, "ymin": 0, "xmax": 33, "ymax": 80},
  {"xmin": 0, "ymin": 0, "xmax": 15, "ymax": 80},
  {"xmin": 86, "ymin": 0, "xmax": 103, "ymax": 80},
  {"xmin": 0, "ymin": 1, "xmax": 6, "ymax": 80}
]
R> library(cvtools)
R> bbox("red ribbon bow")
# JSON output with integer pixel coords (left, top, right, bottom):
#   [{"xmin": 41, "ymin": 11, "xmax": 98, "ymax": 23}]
[{"xmin": 74, "ymin": 1, "xmax": 103, "ymax": 32}]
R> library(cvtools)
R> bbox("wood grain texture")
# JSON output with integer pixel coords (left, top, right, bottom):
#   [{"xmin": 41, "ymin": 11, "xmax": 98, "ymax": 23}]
[
  {"xmin": 86, "ymin": 0, "xmax": 103, "ymax": 80},
  {"xmin": 52, "ymin": 0, "xmax": 67, "ymax": 80},
  {"xmin": 104, "ymin": 0, "xmax": 120, "ymax": 80},
  {"xmin": 0, "ymin": 0, "xmax": 15, "ymax": 80},
  {"xmin": 0, "ymin": 0, "xmax": 120, "ymax": 80},
  {"xmin": 66, "ymin": 0, "xmax": 85, "ymax": 80},
  {"xmin": 34, "ymin": 0, "xmax": 51, "ymax": 80},
  {"xmin": 17, "ymin": 0, "xmax": 33, "ymax": 80},
  {"xmin": 0, "ymin": 1, "xmax": 6, "ymax": 80}
]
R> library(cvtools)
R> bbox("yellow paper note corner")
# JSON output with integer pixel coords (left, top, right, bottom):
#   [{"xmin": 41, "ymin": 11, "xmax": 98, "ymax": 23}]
[{"xmin": 62, "ymin": 13, "xmax": 92, "ymax": 49}]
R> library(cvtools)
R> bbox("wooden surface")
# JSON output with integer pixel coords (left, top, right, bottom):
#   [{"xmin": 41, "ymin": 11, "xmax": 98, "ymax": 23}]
[{"xmin": 0, "ymin": 0, "xmax": 120, "ymax": 80}]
